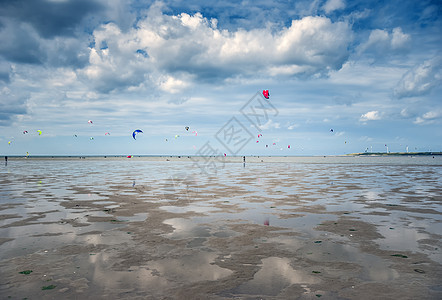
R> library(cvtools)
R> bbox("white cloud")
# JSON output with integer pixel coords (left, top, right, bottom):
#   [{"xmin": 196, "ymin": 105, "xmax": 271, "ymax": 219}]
[
  {"xmin": 357, "ymin": 27, "xmax": 410, "ymax": 56},
  {"xmin": 78, "ymin": 6, "xmax": 352, "ymax": 93},
  {"xmin": 360, "ymin": 110, "xmax": 381, "ymax": 122},
  {"xmin": 413, "ymin": 110, "xmax": 441, "ymax": 125},
  {"xmin": 335, "ymin": 131, "xmax": 345, "ymax": 137},
  {"xmin": 323, "ymin": 0, "xmax": 346, "ymax": 14},
  {"xmin": 259, "ymin": 119, "xmax": 280, "ymax": 130},
  {"xmin": 394, "ymin": 56, "xmax": 442, "ymax": 98},
  {"xmin": 391, "ymin": 27, "xmax": 410, "ymax": 49},
  {"xmin": 159, "ymin": 75, "xmax": 191, "ymax": 94}
]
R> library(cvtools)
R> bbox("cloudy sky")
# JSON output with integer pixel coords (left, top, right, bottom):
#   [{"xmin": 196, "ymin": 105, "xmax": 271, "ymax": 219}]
[{"xmin": 1, "ymin": 0, "xmax": 441, "ymax": 156}]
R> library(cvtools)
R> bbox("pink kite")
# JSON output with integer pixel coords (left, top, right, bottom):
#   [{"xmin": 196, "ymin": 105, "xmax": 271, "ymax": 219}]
[{"xmin": 262, "ymin": 90, "xmax": 269, "ymax": 99}]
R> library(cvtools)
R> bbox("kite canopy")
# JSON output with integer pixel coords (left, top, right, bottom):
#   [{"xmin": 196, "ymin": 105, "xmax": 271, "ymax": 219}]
[
  {"xmin": 262, "ymin": 90, "xmax": 269, "ymax": 99},
  {"xmin": 88, "ymin": 120, "xmax": 93, "ymax": 124},
  {"xmin": 37, "ymin": 130, "xmax": 42, "ymax": 135},
  {"xmin": 330, "ymin": 129, "xmax": 334, "ymax": 132},
  {"xmin": 23, "ymin": 130, "xmax": 28, "ymax": 134},
  {"xmin": 185, "ymin": 126, "xmax": 189, "ymax": 131},
  {"xmin": 132, "ymin": 129, "xmax": 143, "ymax": 140}
]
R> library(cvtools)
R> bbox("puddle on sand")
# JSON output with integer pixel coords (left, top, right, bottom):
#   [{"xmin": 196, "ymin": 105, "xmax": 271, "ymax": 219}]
[
  {"xmin": 147, "ymin": 252, "xmax": 233, "ymax": 283},
  {"xmin": 376, "ymin": 226, "xmax": 428, "ymax": 252},
  {"xmin": 163, "ymin": 217, "xmax": 239, "ymax": 241},
  {"xmin": 228, "ymin": 257, "xmax": 319, "ymax": 297},
  {"xmin": 299, "ymin": 239, "xmax": 400, "ymax": 282},
  {"xmin": 163, "ymin": 218, "xmax": 212, "ymax": 239},
  {"xmin": 0, "ymin": 221, "xmax": 126, "ymax": 260}
]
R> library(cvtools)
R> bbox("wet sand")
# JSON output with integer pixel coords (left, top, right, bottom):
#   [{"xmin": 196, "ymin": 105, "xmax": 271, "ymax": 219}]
[{"xmin": 0, "ymin": 159, "xmax": 441, "ymax": 299}]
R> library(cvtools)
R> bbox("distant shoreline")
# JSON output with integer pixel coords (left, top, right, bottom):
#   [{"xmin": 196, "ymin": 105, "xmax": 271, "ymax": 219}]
[
  {"xmin": 347, "ymin": 152, "xmax": 442, "ymax": 156},
  {"xmin": 2, "ymin": 152, "xmax": 441, "ymax": 159}
]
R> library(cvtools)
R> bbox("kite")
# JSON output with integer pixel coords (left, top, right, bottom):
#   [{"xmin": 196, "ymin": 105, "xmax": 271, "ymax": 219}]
[
  {"xmin": 37, "ymin": 130, "xmax": 42, "ymax": 135},
  {"xmin": 288, "ymin": 145, "xmax": 291, "ymax": 149},
  {"xmin": 105, "ymin": 132, "xmax": 110, "ymax": 135},
  {"xmin": 132, "ymin": 129, "xmax": 143, "ymax": 140},
  {"xmin": 73, "ymin": 134, "xmax": 78, "ymax": 137},
  {"xmin": 88, "ymin": 120, "xmax": 93, "ymax": 124},
  {"xmin": 192, "ymin": 131, "xmax": 198, "ymax": 136},
  {"xmin": 330, "ymin": 129, "xmax": 334, "ymax": 132},
  {"xmin": 262, "ymin": 90, "xmax": 269, "ymax": 99},
  {"xmin": 185, "ymin": 126, "xmax": 189, "ymax": 131},
  {"xmin": 258, "ymin": 134, "xmax": 262, "ymax": 138},
  {"xmin": 256, "ymin": 140, "xmax": 259, "ymax": 143},
  {"xmin": 8, "ymin": 141, "xmax": 12, "ymax": 145},
  {"xmin": 23, "ymin": 130, "xmax": 28, "ymax": 134},
  {"xmin": 90, "ymin": 137, "xmax": 94, "ymax": 140},
  {"xmin": 175, "ymin": 135, "xmax": 180, "ymax": 139}
]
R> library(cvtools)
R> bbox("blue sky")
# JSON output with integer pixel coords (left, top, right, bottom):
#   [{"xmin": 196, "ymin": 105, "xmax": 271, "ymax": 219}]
[{"xmin": 0, "ymin": 0, "xmax": 441, "ymax": 156}]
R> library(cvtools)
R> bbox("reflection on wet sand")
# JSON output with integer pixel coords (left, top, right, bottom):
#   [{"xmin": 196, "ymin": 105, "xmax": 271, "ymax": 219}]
[
  {"xmin": 0, "ymin": 158, "xmax": 441, "ymax": 299},
  {"xmin": 230, "ymin": 257, "xmax": 320, "ymax": 296}
]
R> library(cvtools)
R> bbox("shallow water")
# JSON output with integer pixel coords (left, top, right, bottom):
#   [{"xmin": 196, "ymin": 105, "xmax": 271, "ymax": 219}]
[{"xmin": 0, "ymin": 158, "xmax": 441, "ymax": 299}]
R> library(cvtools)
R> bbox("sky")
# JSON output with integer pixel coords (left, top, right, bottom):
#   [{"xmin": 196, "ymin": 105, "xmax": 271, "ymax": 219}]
[{"xmin": 0, "ymin": 0, "xmax": 441, "ymax": 156}]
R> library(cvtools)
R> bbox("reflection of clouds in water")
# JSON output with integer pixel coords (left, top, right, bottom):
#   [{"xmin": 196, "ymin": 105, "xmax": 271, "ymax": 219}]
[
  {"xmin": 363, "ymin": 190, "xmax": 380, "ymax": 201},
  {"xmin": 147, "ymin": 252, "xmax": 233, "ymax": 282},
  {"xmin": 86, "ymin": 252, "xmax": 169, "ymax": 295},
  {"xmin": 377, "ymin": 226, "xmax": 428, "ymax": 252},
  {"xmin": 233, "ymin": 257, "xmax": 319, "ymax": 296},
  {"xmin": 163, "ymin": 218, "xmax": 211, "ymax": 239},
  {"xmin": 304, "ymin": 242, "xmax": 399, "ymax": 282}
]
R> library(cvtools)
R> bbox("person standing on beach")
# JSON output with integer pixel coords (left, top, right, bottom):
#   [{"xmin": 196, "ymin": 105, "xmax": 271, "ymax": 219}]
[{"xmin": 4, "ymin": 156, "xmax": 7, "ymax": 166}]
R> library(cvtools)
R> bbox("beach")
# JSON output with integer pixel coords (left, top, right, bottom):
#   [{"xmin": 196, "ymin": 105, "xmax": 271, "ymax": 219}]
[{"xmin": 1, "ymin": 157, "xmax": 441, "ymax": 299}]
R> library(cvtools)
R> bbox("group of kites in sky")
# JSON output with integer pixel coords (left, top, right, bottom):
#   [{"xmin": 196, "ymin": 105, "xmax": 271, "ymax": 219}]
[{"xmin": 6, "ymin": 90, "xmax": 342, "ymax": 154}]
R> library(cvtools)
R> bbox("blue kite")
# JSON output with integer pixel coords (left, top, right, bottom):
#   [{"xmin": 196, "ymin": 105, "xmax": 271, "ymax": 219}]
[{"xmin": 132, "ymin": 129, "xmax": 143, "ymax": 140}]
